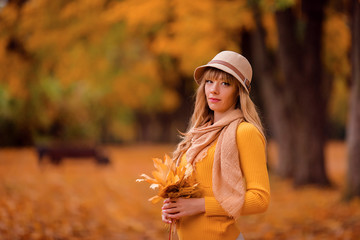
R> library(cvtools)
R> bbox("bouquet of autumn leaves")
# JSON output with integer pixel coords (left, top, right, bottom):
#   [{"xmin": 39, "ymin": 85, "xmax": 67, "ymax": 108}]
[
  {"xmin": 136, "ymin": 154, "xmax": 201, "ymax": 203},
  {"xmin": 136, "ymin": 154, "xmax": 201, "ymax": 239}
]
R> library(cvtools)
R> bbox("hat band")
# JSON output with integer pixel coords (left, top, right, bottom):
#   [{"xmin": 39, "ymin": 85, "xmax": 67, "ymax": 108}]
[{"xmin": 208, "ymin": 60, "xmax": 251, "ymax": 92}]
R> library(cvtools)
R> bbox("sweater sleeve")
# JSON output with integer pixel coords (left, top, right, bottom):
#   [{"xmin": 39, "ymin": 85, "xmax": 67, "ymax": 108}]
[
  {"xmin": 237, "ymin": 122, "xmax": 270, "ymax": 215},
  {"xmin": 204, "ymin": 196, "xmax": 228, "ymax": 216}
]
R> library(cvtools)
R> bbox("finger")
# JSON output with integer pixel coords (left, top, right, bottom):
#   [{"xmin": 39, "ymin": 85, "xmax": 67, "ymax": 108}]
[
  {"xmin": 161, "ymin": 215, "xmax": 172, "ymax": 223},
  {"xmin": 166, "ymin": 212, "xmax": 183, "ymax": 220},
  {"xmin": 163, "ymin": 207, "xmax": 180, "ymax": 214},
  {"xmin": 162, "ymin": 212, "xmax": 174, "ymax": 223},
  {"xmin": 162, "ymin": 212, "xmax": 169, "ymax": 220},
  {"xmin": 163, "ymin": 198, "xmax": 171, "ymax": 204},
  {"xmin": 162, "ymin": 202, "xmax": 178, "ymax": 210},
  {"xmin": 162, "ymin": 212, "xmax": 172, "ymax": 223}
]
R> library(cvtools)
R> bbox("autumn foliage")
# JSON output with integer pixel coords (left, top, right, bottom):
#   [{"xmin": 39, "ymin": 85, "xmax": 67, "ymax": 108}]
[
  {"xmin": 1, "ymin": 1, "xmax": 359, "ymax": 237},
  {"xmin": 0, "ymin": 0, "xmax": 352, "ymax": 144}
]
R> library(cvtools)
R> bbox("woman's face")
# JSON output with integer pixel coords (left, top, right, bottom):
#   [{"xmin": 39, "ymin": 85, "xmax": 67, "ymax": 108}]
[{"xmin": 204, "ymin": 77, "xmax": 239, "ymax": 115}]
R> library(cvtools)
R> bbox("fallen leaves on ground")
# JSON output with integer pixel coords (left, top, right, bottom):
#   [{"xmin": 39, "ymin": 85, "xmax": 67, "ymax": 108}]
[{"xmin": 0, "ymin": 142, "xmax": 359, "ymax": 240}]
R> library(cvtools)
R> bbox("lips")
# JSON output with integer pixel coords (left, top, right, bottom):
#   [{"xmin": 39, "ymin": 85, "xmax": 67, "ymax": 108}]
[{"xmin": 208, "ymin": 98, "xmax": 220, "ymax": 103}]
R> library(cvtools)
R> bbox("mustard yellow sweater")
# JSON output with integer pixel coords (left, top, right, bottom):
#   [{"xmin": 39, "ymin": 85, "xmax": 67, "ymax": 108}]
[{"xmin": 177, "ymin": 122, "xmax": 270, "ymax": 240}]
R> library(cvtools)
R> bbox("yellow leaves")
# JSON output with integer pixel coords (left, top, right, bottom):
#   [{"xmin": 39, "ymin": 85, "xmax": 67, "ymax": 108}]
[
  {"xmin": 148, "ymin": 0, "xmax": 252, "ymax": 75},
  {"xmin": 7, "ymin": 75, "xmax": 27, "ymax": 99},
  {"xmin": 0, "ymin": 4, "xmax": 18, "ymax": 26},
  {"xmin": 215, "ymin": 1, "xmax": 254, "ymax": 31},
  {"xmin": 152, "ymin": 170, "xmax": 167, "ymax": 186},
  {"xmin": 112, "ymin": 0, "xmax": 168, "ymax": 33},
  {"xmin": 323, "ymin": 12, "xmax": 351, "ymax": 129},
  {"xmin": 61, "ymin": 0, "xmax": 105, "ymax": 20},
  {"xmin": 1, "ymin": 144, "xmax": 360, "ymax": 239},
  {"xmin": 0, "ymin": 52, "xmax": 29, "ymax": 99},
  {"xmin": 0, "ymin": 38, "xmax": 6, "ymax": 62},
  {"xmin": 323, "ymin": 12, "xmax": 351, "ymax": 78},
  {"xmin": 119, "ymin": 0, "xmax": 253, "ymax": 74},
  {"xmin": 161, "ymin": 89, "xmax": 180, "ymax": 113},
  {"xmin": 110, "ymin": 53, "xmax": 163, "ymax": 110},
  {"xmin": 137, "ymin": 155, "xmax": 176, "ymax": 188},
  {"xmin": 262, "ymin": 12, "xmax": 278, "ymax": 50},
  {"xmin": 328, "ymin": 76, "xmax": 349, "ymax": 128},
  {"xmin": 137, "ymin": 154, "xmax": 201, "ymax": 204}
]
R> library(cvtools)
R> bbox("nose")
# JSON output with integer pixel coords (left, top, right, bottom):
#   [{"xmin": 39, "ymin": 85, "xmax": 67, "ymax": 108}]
[{"xmin": 210, "ymin": 81, "xmax": 219, "ymax": 94}]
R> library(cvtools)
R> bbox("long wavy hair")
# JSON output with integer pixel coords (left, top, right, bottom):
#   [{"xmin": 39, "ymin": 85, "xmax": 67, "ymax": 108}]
[{"xmin": 173, "ymin": 67, "xmax": 265, "ymax": 164}]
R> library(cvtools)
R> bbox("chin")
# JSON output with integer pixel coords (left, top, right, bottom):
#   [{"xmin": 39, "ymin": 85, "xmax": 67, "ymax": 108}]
[{"xmin": 210, "ymin": 108, "xmax": 224, "ymax": 113}]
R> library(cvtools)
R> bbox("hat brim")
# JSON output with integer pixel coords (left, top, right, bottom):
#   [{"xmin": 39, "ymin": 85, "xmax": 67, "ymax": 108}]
[{"xmin": 193, "ymin": 63, "xmax": 250, "ymax": 94}]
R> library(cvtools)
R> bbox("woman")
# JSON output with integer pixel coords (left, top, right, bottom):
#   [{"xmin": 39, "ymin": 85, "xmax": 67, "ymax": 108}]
[{"xmin": 162, "ymin": 51, "xmax": 270, "ymax": 240}]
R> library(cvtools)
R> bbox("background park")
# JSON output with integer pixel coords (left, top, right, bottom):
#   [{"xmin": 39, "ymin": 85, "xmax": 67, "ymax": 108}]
[{"xmin": 0, "ymin": 0, "xmax": 360, "ymax": 239}]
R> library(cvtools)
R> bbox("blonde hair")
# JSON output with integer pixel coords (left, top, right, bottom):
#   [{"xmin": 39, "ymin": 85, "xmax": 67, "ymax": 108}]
[{"xmin": 173, "ymin": 68, "xmax": 265, "ymax": 164}]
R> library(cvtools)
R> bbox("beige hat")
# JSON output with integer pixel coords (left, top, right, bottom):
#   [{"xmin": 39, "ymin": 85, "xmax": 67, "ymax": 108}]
[{"xmin": 193, "ymin": 51, "xmax": 253, "ymax": 93}]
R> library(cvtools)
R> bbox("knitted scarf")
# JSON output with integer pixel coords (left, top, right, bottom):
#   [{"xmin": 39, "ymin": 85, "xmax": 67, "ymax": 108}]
[{"xmin": 185, "ymin": 108, "xmax": 245, "ymax": 218}]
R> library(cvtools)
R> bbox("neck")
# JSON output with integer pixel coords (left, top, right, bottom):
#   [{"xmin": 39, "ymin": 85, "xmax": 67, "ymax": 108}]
[{"xmin": 213, "ymin": 105, "xmax": 236, "ymax": 123}]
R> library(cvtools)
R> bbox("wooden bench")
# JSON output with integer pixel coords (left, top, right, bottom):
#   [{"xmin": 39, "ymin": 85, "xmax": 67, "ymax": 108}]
[{"xmin": 36, "ymin": 145, "xmax": 110, "ymax": 165}]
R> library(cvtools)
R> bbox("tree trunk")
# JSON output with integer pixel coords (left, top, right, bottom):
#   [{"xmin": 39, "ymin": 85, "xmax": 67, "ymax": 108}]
[
  {"xmin": 346, "ymin": 0, "xmax": 360, "ymax": 198},
  {"xmin": 293, "ymin": 0, "xmax": 330, "ymax": 186},
  {"xmin": 250, "ymin": 1, "xmax": 330, "ymax": 185},
  {"xmin": 251, "ymin": 10, "xmax": 297, "ymax": 178},
  {"xmin": 274, "ymin": 0, "xmax": 330, "ymax": 186}
]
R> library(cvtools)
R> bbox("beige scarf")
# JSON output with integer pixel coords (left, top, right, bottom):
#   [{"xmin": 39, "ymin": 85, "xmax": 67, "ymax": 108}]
[{"xmin": 185, "ymin": 109, "xmax": 245, "ymax": 218}]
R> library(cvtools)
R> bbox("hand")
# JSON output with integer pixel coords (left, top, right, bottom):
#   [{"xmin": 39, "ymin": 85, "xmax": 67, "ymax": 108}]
[{"xmin": 161, "ymin": 198, "xmax": 205, "ymax": 223}]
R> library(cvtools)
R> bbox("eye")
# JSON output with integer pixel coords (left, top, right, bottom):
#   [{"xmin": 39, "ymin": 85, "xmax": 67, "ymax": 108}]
[
  {"xmin": 221, "ymin": 82, "xmax": 230, "ymax": 86},
  {"xmin": 205, "ymin": 80, "xmax": 213, "ymax": 84}
]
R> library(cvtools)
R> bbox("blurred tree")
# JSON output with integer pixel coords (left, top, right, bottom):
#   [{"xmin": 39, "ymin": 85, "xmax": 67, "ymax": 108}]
[
  {"xmin": 251, "ymin": 0, "xmax": 331, "ymax": 186},
  {"xmin": 0, "ymin": 0, "xmax": 161, "ymax": 144},
  {"xmin": 346, "ymin": 0, "xmax": 360, "ymax": 199},
  {"xmin": 111, "ymin": 0, "xmax": 255, "ymax": 142},
  {"xmin": 284, "ymin": 0, "xmax": 330, "ymax": 186},
  {"xmin": 0, "ymin": 0, "xmax": 352, "ymax": 150},
  {"xmin": 0, "ymin": 0, "xmax": 33, "ymax": 145},
  {"xmin": 250, "ymin": 3, "xmax": 296, "ymax": 179}
]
